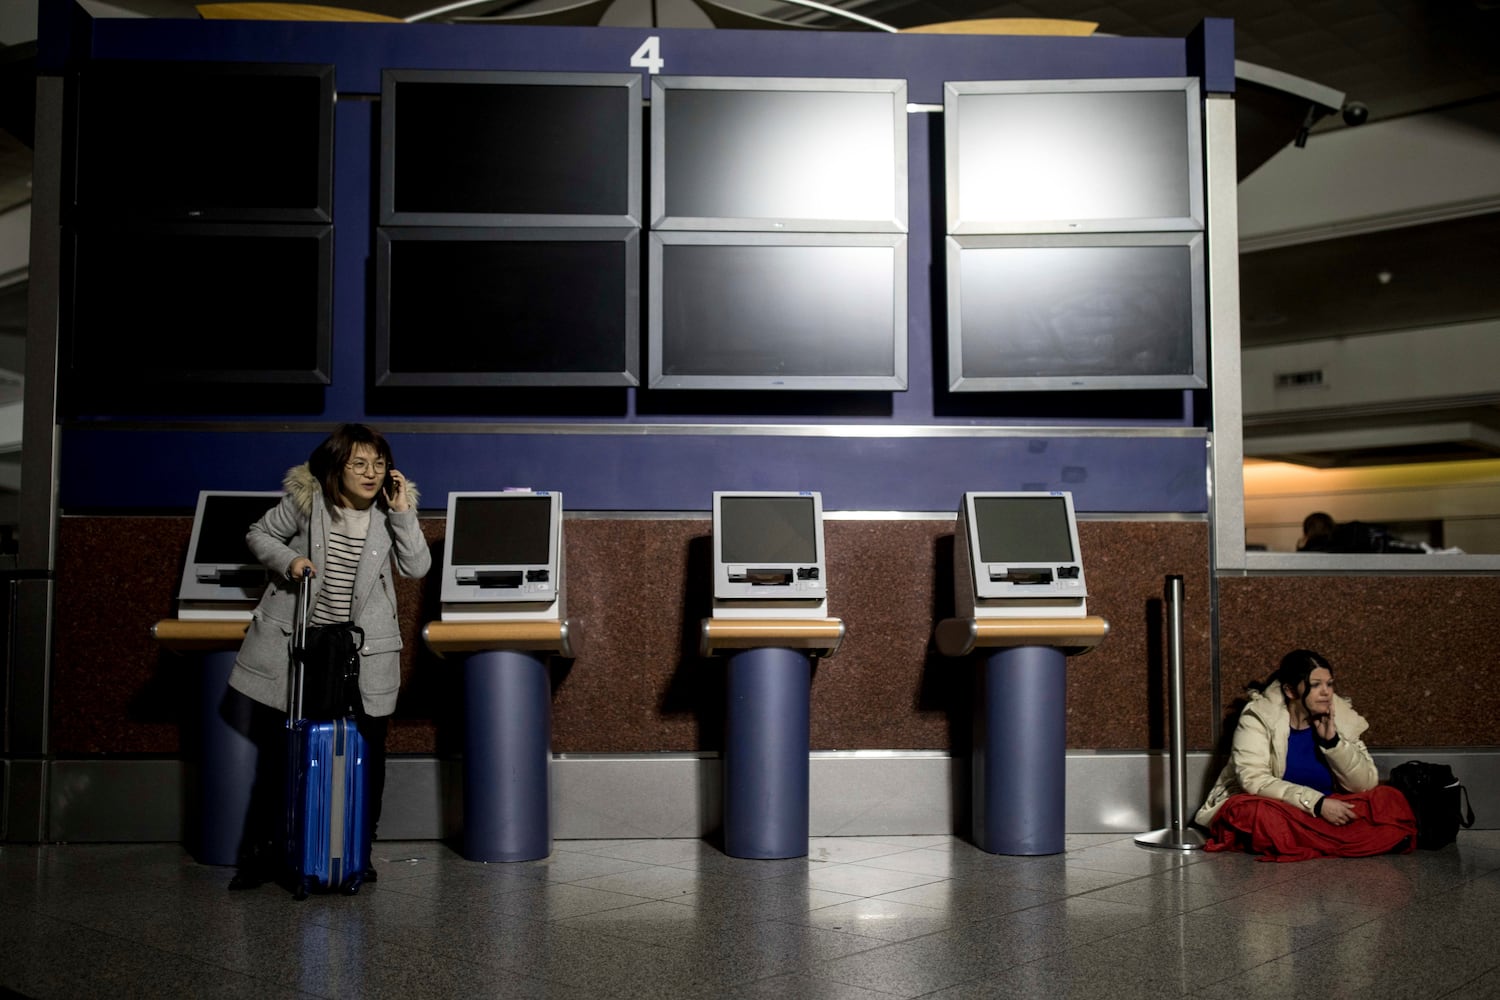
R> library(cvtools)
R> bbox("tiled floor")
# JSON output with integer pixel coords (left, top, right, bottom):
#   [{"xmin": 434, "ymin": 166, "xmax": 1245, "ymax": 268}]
[{"xmin": 3, "ymin": 830, "xmax": 1499, "ymax": 999}]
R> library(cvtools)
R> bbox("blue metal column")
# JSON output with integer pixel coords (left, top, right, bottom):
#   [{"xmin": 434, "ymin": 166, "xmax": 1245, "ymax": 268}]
[
  {"xmin": 723, "ymin": 646, "xmax": 811, "ymax": 859},
  {"xmin": 973, "ymin": 645, "xmax": 1067, "ymax": 855},
  {"xmin": 196, "ymin": 649, "xmax": 258, "ymax": 866},
  {"xmin": 462, "ymin": 649, "xmax": 552, "ymax": 862}
]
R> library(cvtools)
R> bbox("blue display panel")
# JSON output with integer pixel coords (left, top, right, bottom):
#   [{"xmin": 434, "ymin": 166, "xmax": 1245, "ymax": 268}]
[{"xmin": 60, "ymin": 429, "xmax": 1210, "ymax": 514}]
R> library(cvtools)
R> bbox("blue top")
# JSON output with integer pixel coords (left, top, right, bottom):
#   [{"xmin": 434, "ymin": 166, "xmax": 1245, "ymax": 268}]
[{"xmin": 1284, "ymin": 727, "xmax": 1335, "ymax": 794}]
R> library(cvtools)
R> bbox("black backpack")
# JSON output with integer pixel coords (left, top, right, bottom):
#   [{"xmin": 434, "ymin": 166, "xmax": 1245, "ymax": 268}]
[{"xmin": 1389, "ymin": 761, "xmax": 1475, "ymax": 850}]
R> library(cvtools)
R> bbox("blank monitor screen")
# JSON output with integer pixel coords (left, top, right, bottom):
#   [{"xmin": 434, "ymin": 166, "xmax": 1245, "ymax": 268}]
[
  {"xmin": 441, "ymin": 491, "xmax": 562, "ymax": 611},
  {"xmin": 719, "ymin": 496, "xmax": 819, "ymax": 563},
  {"xmin": 69, "ymin": 225, "xmax": 332, "ymax": 383},
  {"xmin": 178, "ymin": 490, "xmax": 283, "ymax": 605},
  {"xmin": 194, "ymin": 494, "xmax": 283, "ymax": 566},
  {"xmin": 382, "ymin": 70, "xmax": 640, "ymax": 225},
  {"xmin": 947, "ymin": 234, "xmax": 1204, "ymax": 391},
  {"xmin": 973, "ymin": 496, "xmax": 1076, "ymax": 563},
  {"xmin": 960, "ymin": 491, "xmax": 1086, "ymax": 606},
  {"xmin": 74, "ymin": 61, "xmax": 333, "ymax": 222},
  {"xmin": 652, "ymin": 76, "xmax": 906, "ymax": 231},
  {"xmin": 450, "ymin": 495, "xmax": 554, "ymax": 566},
  {"xmin": 945, "ymin": 78, "xmax": 1202, "ymax": 233},
  {"xmin": 376, "ymin": 228, "xmax": 638, "ymax": 386},
  {"xmin": 650, "ymin": 233, "xmax": 906, "ymax": 390},
  {"xmin": 713, "ymin": 491, "xmax": 826, "ymax": 602}
]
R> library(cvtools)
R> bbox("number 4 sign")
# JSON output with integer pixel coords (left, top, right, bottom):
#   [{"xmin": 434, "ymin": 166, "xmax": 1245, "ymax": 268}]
[{"xmin": 630, "ymin": 36, "xmax": 664, "ymax": 74}]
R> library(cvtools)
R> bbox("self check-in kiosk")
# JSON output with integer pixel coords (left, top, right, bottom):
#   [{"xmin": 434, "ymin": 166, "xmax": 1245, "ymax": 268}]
[
  {"xmin": 954, "ymin": 491, "xmax": 1088, "ymax": 619},
  {"xmin": 937, "ymin": 490, "xmax": 1108, "ymax": 857},
  {"xmin": 712, "ymin": 491, "xmax": 828, "ymax": 619},
  {"xmin": 703, "ymin": 490, "xmax": 842, "ymax": 859},
  {"xmin": 440, "ymin": 490, "xmax": 564, "ymax": 622},
  {"xmin": 157, "ymin": 489, "xmax": 281, "ymax": 865},
  {"xmin": 176, "ymin": 490, "xmax": 283, "ymax": 619},
  {"xmin": 429, "ymin": 489, "xmax": 571, "ymax": 863}
]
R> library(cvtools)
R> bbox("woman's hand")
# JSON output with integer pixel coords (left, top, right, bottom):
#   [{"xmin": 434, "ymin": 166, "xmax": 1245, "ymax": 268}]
[
  {"xmin": 1320, "ymin": 797, "xmax": 1357, "ymax": 826},
  {"xmin": 385, "ymin": 469, "xmax": 411, "ymax": 512},
  {"xmin": 1312, "ymin": 699, "xmax": 1338, "ymax": 744},
  {"xmin": 288, "ymin": 557, "xmax": 317, "ymax": 580}
]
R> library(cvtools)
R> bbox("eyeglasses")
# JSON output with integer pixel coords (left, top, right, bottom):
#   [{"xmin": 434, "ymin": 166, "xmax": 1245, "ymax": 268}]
[{"xmin": 347, "ymin": 458, "xmax": 389, "ymax": 475}]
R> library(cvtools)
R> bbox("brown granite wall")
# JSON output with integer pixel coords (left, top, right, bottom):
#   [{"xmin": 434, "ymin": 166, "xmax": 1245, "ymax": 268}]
[
  {"xmin": 1217, "ymin": 575, "xmax": 1500, "ymax": 748},
  {"xmin": 52, "ymin": 515, "xmax": 1212, "ymax": 755}
]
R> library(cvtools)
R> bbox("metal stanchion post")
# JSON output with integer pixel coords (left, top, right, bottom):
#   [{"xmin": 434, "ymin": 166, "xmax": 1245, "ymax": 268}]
[{"xmin": 1136, "ymin": 575, "xmax": 1205, "ymax": 850}]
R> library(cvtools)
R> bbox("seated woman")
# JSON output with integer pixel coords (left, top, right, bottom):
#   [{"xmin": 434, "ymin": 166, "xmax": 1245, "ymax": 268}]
[{"xmin": 1195, "ymin": 649, "xmax": 1417, "ymax": 861}]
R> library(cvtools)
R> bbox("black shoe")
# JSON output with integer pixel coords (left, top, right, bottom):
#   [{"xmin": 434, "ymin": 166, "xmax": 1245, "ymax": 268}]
[
  {"xmin": 364, "ymin": 865, "xmax": 378, "ymax": 883},
  {"xmin": 228, "ymin": 868, "xmax": 266, "ymax": 891}
]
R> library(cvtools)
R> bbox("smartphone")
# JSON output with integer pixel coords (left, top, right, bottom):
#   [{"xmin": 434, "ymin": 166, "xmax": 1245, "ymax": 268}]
[{"xmin": 382, "ymin": 471, "xmax": 396, "ymax": 504}]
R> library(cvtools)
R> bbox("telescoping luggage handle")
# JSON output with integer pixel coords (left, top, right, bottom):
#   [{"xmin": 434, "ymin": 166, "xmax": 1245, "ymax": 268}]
[{"xmin": 289, "ymin": 565, "xmax": 313, "ymax": 726}]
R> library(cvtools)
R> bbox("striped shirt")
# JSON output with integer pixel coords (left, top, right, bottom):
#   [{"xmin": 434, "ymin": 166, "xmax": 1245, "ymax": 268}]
[{"xmin": 312, "ymin": 505, "xmax": 371, "ymax": 626}]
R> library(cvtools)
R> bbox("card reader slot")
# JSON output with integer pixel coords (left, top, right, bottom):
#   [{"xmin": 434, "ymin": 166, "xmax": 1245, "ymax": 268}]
[
  {"xmin": 988, "ymin": 568, "xmax": 1055, "ymax": 585},
  {"xmin": 198, "ymin": 568, "xmax": 270, "ymax": 588},
  {"xmin": 475, "ymin": 570, "xmax": 524, "ymax": 589},
  {"xmin": 729, "ymin": 568, "xmax": 795, "ymax": 586}
]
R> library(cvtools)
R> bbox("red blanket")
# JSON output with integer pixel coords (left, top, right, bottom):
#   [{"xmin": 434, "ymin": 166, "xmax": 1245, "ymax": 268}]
[{"xmin": 1205, "ymin": 786, "xmax": 1417, "ymax": 862}]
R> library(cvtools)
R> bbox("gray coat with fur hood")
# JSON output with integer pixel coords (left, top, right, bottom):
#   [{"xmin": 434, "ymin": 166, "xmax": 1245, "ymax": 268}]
[{"xmin": 229, "ymin": 463, "xmax": 431, "ymax": 717}]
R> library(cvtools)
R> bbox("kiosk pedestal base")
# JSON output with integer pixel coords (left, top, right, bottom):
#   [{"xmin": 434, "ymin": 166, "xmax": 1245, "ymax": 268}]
[
  {"xmin": 724, "ymin": 647, "xmax": 811, "ymax": 860},
  {"xmin": 974, "ymin": 646, "xmax": 1067, "ymax": 856},
  {"xmin": 934, "ymin": 616, "xmax": 1107, "ymax": 857},
  {"xmin": 462, "ymin": 650, "xmax": 551, "ymax": 862},
  {"xmin": 197, "ymin": 649, "xmax": 257, "ymax": 867},
  {"xmin": 153, "ymin": 619, "xmax": 257, "ymax": 868}
]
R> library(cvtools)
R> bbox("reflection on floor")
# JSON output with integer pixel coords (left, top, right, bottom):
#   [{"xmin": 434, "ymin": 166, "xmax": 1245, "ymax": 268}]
[{"xmin": 3, "ymin": 831, "xmax": 1499, "ymax": 999}]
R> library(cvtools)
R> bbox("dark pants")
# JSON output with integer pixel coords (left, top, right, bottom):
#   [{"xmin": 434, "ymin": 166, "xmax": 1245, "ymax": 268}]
[{"xmin": 238, "ymin": 700, "xmax": 389, "ymax": 870}]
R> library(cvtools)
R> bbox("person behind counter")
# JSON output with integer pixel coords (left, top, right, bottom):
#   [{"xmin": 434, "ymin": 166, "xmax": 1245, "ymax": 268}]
[
  {"xmin": 227, "ymin": 423, "xmax": 431, "ymax": 891},
  {"xmin": 1195, "ymin": 649, "xmax": 1417, "ymax": 861},
  {"xmin": 1298, "ymin": 511, "xmax": 1425, "ymax": 554}
]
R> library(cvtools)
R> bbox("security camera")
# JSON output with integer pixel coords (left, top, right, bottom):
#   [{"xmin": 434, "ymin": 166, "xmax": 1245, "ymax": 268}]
[{"xmin": 1341, "ymin": 102, "xmax": 1369, "ymax": 127}]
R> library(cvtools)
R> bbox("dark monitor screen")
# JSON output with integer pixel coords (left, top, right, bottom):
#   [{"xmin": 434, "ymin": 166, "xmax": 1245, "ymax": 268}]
[
  {"xmin": 69, "ymin": 224, "xmax": 332, "ymax": 383},
  {"xmin": 450, "ymin": 495, "xmax": 554, "ymax": 565},
  {"xmin": 382, "ymin": 70, "xmax": 640, "ymax": 225},
  {"xmin": 719, "ymin": 495, "xmax": 819, "ymax": 563},
  {"xmin": 193, "ymin": 493, "xmax": 283, "ymax": 566},
  {"xmin": 74, "ymin": 61, "xmax": 333, "ymax": 222},
  {"xmin": 650, "ymin": 233, "xmax": 907, "ymax": 390},
  {"xmin": 973, "ymin": 496, "xmax": 1076, "ymax": 563},
  {"xmin": 652, "ymin": 76, "xmax": 906, "ymax": 232},
  {"xmin": 178, "ymin": 490, "xmax": 284, "ymax": 607},
  {"xmin": 946, "ymin": 234, "xmax": 1205, "ymax": 391},
  {"xmin": 945, "ymin": 78, "xmax": 1201, "ymax": 233},
  {"xmin": 440, "ymin": 490, "xmax": 563, "ymax": 612},
  {"xmin": 376, "ymin": 227, "xmax": 639, "ymax": 387}
]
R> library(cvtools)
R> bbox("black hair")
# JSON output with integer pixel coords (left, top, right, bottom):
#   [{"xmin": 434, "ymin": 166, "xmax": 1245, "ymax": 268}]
[
  {"xmin": 1250, "ymin": 648, "xmax": 1333, "ymax": 700},
  {"xmin": 307, "ymin": 423, "xmax": 394, "ymax": 510}
]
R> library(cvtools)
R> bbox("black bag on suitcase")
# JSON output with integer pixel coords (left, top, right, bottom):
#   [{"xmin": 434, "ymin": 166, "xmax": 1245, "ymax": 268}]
[
  {"xmin": 1389, "ymin": 760, "xmax": 1476, "ymax": 850},
  {"xmin": 297, "ymin": 621, "xmax": 364, "ymax": 721}
]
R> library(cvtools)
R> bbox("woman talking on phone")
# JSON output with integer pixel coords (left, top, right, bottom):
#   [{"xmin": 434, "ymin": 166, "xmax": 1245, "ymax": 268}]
[
  {"xmin": 1195, "ymin": 649, "xmax": 1416, "ymax": 861},
  {"xmin": 227, "ymin": 423, "xmax": 431, "ymax": 890}
]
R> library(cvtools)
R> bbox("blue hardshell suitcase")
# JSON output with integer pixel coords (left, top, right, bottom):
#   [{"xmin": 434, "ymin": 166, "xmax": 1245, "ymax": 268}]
[
  {"xmin": 288, "ymin": 716, "xmax": 369, "ymax": 898},
  {"xmin": 286, "ymin": 568, "xmax": 370, "ymax": 899}
]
